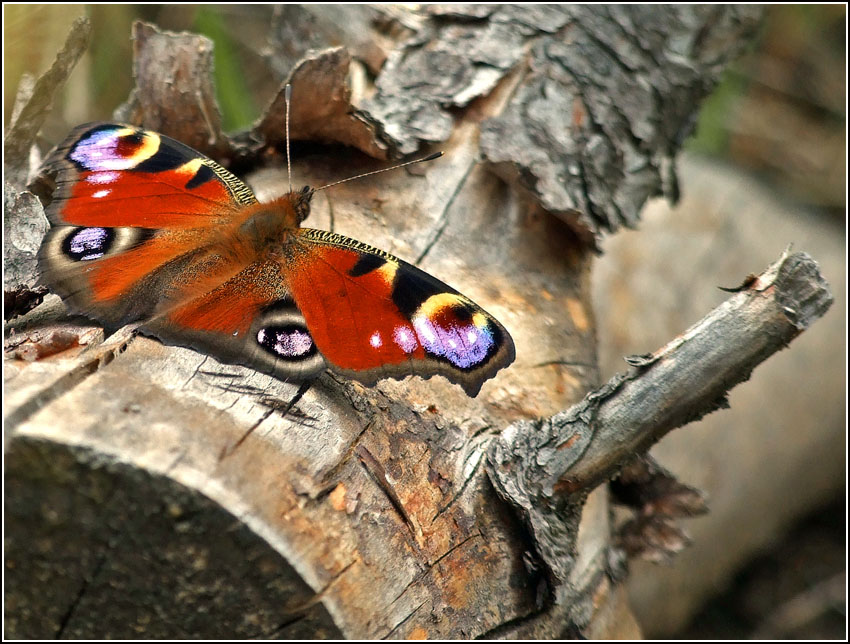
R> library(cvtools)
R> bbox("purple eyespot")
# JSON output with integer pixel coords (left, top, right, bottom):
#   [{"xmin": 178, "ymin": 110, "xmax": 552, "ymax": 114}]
[
  {"xmin": 257, "ymin": 325, "xmax": 315, "ymax": 360},
  {"xmin": 64, "ymin": 227, "xmax": 113, "ymax": 261},
  {"xmin": 69, "ymin": 127, "xmax": 147, "ymax": 171},
  {"xmin": 413, "ymin": 316, "xmax": 495, "ymax": 369}
]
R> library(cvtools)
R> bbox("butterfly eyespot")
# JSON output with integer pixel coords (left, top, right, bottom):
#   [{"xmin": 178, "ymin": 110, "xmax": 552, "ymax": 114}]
[
  {"xmin": 256, "ymin": 324, "xmax": 316, "ymax": 360},
  {"xmin": 45, "ymin": 226, "xmax": 156, "ymax": 281},
  {"xmin": 62, "ymin": 227, "xmax": 115, "ymax": 261},
  {"xmin": 68, "ymin": 126, "xmax": 161, "ymax": 172},
  {"xmin": 413, "ymin": 314, "xmax": 496, "ymax": 369}
]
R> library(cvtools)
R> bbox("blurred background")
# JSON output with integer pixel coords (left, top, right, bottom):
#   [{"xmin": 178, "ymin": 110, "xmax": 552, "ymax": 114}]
[
  {"xmin": 5, "ymin": 5, "xmax": 277, "ymax": 132},
  {"xmin": 4, "ymin": 4, "xmax": 846, "ymax": 639}
]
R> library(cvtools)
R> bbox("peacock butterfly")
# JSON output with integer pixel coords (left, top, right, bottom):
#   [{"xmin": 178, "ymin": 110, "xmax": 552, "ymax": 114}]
[{"xmin": 35, "ymin": 122, "xmax": 515, "ymax": 396}]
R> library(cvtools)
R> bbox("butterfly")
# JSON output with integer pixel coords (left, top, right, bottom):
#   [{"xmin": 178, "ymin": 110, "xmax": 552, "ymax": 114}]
[{"xmin": 35, "ymin": 123, "xmax": 515, "ymax": 396}]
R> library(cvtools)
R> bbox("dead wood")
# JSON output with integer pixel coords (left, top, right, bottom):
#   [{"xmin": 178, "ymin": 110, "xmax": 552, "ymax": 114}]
[
  {"xmin": 114, "ymin": 21, "xmax": 232, "ymax": 159},
  {"xmin": 4, "ymin": 184, "xmax": 49, "ymax": 318},
  {"xmin": 4, "ymin": 17, "xmax": 91, "ymax": 189},
  {"xmin": 600, "ymin": 154, "xmax": 846, "ymax": 635},
  {"xmin": 486, "ymin": 249, "xmax": 834, "ymax": 602},
  {"xmin": 5, "ymin": 5, "xmax": 829, "ymax": 641}
]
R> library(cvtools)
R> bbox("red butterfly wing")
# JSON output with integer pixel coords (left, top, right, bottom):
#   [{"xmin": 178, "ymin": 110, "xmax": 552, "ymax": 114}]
[
  {"xmin": 142, "ymin": 260, "xmax": 327, "ymax": 383},
  {"xmin": 37, "ymin": 123, "xmax": 257, "ymax": 325},
  {"xmin": 282, "ymin": 228, "xmax": 515, "ymax": 396},
  {"xmin": 42, "ymin": 122, "xmax": 256, "ymax": 227}
]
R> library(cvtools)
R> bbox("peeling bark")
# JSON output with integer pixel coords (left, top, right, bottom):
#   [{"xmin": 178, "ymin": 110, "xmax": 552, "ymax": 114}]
[
  {"xmin": 114, "ymin": 21, "xmax": 232, "ymax": 159},
  {"xmin": 611, "ymin": 455, "xmax": 709, "ymax": 563},
  {"xmin": 255, "ymin": 47, "xmax": 388, "ymax": 160},
  {"xmin": 479, "ymin": 5, "xmax": 764, "ymax": 241}
]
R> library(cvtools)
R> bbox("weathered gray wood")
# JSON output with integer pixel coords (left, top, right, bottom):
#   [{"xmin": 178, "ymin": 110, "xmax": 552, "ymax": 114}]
[
  {"xmin": 4, "ymin": 17, "xmax": 91, "ymax": 189},
  {"xmin": 4, "ymin": 184, "xmax": 49, "ymax": 318},
  {"xmin": 571, "ymin": 249, "xmax": 832, "ymax": 489},
  {"xmin": 595, "ymin": 155, "xmax": 847, "ymax": 635},
  {"xmin": 487, "ymin": 249, "xmax": 833, "ymax": 602}
]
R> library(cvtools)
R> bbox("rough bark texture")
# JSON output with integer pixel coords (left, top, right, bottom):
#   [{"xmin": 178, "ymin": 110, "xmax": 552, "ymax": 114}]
[
  {"xmin": 256, "ymin": 47, "xmax": 388, "ymax": 160},
  {"xmin": 478, "ymin": 5, "xmax": 763, "ymax": 242},
  {"xmin": 4, "ymin": 184, "xmax": 49, "ymax": 318},
  {"xmin": 114, "ymin": 21, "xmax": 232, "ymax": 160},
  {"xmin": 5, "ymin": 5, "xmax": 824, "ymax": 640}
]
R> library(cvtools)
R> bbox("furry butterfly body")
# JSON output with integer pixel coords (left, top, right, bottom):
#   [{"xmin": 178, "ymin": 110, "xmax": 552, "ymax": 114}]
[{"xmin": 37, "ymin": 123, "xmax": 515, "ymax": 396}]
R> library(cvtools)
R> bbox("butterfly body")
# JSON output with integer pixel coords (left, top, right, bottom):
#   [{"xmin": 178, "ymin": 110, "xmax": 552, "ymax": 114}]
[{"xmin": 36, "ymin": 123, "xmax": 515, "ymax": 396}]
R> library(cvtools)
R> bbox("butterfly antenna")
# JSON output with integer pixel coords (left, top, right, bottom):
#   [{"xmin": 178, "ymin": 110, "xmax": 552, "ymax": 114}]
[
  {"xmin": 285, "ymin": 83, "xmax": 293, "ymax": 194},
  {"xmin": 309, "ymin": 151, "xmax": 443, "ymax": 195}
]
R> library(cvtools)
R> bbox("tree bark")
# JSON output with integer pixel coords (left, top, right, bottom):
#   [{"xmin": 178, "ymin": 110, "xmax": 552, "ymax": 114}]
[{"xmin": 7, "ymin": 6, "xmax": 828, "ymax": 640}]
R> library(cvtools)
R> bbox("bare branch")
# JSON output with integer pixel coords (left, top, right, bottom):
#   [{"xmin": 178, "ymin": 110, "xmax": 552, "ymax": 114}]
[{"xmin": 487, "ymin": 249, "xmax": 834, "ymax": 600}]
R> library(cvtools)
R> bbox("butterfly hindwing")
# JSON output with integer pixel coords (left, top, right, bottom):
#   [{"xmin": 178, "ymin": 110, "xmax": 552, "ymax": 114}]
[
  {"xmin": 282, "ymin": 229, "xmax": 515, "ymax": 396},
  {"xmin": 141, "ymin": 260, "xmax": 327, "ymax": 383},
  {"xmin": 36, "ymin": 122, "xmax": 257, "ymax": 325}
]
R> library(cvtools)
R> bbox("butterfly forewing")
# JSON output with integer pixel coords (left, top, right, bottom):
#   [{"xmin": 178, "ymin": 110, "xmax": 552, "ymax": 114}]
[
  {"xmin": 282, "ymin": 229, "xmax": 515, "ymax": 396},
  {"xmin": 37, "ymin": 123, "xmax": 257, "ymax": 325}
]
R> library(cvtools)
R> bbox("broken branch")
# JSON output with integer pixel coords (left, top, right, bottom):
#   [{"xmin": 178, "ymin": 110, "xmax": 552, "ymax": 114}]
[{"xmin": 487, "ymin": 249, "xmax": 834, "ymax": 600}]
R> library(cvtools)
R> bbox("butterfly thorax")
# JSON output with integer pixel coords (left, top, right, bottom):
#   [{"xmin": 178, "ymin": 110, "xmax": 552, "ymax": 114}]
[{"xmin": 229, "ymin": 188, "xmax": 313, "ymax": 260}]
